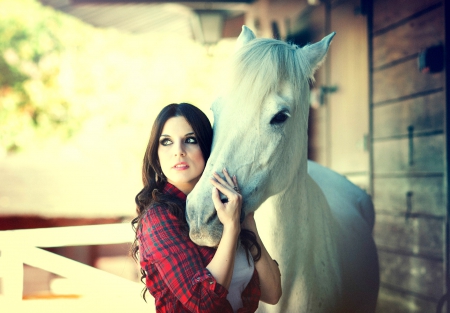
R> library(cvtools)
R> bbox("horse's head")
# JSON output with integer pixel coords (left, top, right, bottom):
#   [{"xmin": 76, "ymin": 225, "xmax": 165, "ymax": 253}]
[{"xmin": 186, "ymin": 26, "xmax": 335, "ymax": 247}]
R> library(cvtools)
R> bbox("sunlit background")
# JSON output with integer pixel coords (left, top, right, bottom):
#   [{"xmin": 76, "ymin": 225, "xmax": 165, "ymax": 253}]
[
  {"xmin": 1, "ymin": 0, "xmax": 447, "ymax": 312},
  {"xmin": 0, "ymin": 0, "xmax": 237, "ymax": 217},
  {"xmin": 0, "ymin": 0, "xmax": 239, "ymax": 310}
]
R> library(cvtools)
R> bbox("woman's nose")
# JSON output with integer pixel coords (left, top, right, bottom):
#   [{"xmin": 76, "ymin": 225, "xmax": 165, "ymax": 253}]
[{"xmin": 175, "ymin": 143, "xmax": 186, "ymax": 156}]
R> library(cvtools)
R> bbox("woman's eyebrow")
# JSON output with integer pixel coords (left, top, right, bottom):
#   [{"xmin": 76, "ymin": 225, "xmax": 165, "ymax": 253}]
[{"xmin": 160, "ymin": 132, "xmax": 194, "ymax": 138}]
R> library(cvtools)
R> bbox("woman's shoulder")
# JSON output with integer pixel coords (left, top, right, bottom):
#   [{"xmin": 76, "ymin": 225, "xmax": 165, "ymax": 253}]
[
  {"xmin": 138, "ymin": 201, "xmax": 192, "ymax": 261},
  {"xmin": 138, "ymin": 203, "xmax": 181, "ymax": 241},
  {"xmin": 141, "ymin": 200, "xmax": 188, "ymax": 233},
  {"xmin": 142, "ymin": 201, "xmax": 173, "ymax": 224}
]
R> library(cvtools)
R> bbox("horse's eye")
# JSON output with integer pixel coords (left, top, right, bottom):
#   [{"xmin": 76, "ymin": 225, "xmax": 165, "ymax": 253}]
[{"xmin": 270, "ymin": 111, "xmax": 290, "ymax": 125}]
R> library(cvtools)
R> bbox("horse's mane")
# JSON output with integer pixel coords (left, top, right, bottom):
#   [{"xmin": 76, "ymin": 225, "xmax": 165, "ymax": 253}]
[{"xmin": 223, "ymin": 38, "xmax": 313, "ymax": 123}]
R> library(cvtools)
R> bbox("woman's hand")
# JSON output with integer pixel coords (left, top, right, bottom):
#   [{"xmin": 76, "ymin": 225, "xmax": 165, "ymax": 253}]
[
  {"xmin": 206, "ymin": 168, "xmax": 241, "ymax": 290},
  {"xmin": 210, "ymin": 168, "xmax": 242, "ymax": 230}
]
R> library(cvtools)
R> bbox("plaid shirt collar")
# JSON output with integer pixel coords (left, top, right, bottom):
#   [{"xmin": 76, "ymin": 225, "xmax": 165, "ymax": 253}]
[{"xmin": 163, "ymin": 182, "xmax": 187, "ymax": 201}]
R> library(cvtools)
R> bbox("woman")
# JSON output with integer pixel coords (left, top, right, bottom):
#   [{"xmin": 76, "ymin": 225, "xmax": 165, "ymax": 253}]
[{"xmin": 131, "ymin": 103, "xmax": 281, "ymax": 313}]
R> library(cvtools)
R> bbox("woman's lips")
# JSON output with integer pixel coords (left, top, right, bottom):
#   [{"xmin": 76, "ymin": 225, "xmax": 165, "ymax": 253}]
[{"xmin": 173, "ymin": 162, "xmax": 189, "ymax": 170}]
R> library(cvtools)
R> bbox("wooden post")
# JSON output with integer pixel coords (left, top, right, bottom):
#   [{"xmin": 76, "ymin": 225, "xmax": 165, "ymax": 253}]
[{"xmin": 0, "ymin": 245, "xmax": 24, "ymax": 302}]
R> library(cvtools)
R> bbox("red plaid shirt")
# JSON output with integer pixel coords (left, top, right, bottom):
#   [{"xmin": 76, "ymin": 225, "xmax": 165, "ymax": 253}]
[{"xmin": 138, "ymin": 183, "xmax": 261, "ymax": 313}]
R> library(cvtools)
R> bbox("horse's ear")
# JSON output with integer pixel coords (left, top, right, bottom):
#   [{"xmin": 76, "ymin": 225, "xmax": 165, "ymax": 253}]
[
  {"xmin": 299, "ymin": 32, "xmax": 336, "ymax": 77},
  {"xmin": 235, "ymin": 25, "xmax": 256, "ymax": 52}
]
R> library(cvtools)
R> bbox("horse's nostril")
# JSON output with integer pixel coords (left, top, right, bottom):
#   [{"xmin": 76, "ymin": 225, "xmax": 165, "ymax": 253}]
[{"xmin": 206, "ymin": 211, "xmax": 218, "ymax": 224}]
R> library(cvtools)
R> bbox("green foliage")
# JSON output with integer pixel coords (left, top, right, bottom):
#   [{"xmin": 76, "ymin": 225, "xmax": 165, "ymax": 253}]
[
  {"xmin": 0, "ymin": 0, "xmax": 86, "ymax": 152},
  {"xmin": 0, "ymin": 0, "xmax": 234, "ymax": 155}
]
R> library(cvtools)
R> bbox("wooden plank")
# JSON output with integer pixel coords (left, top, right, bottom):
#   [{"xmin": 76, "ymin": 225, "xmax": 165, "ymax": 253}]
[
  {"xmin": 374, "ymin": 214, "xmax": 444, "ymax": 258},
  {"xmin": 373, "ymin": 134, "xmax": 444, "ymax": 173},
  {"xmin": 378, "ymin": 250, "xmax": 444, "ymax": 299},
  {"xmin": 373, "ymin": 58, "xmax": 444, "ymax": 104},
  {"xmin": 376, "ymin": 286, "xmax": 439, "ymax": 313},
  {"xmin": 372, "ymin": 0, "xmax": 441, "ymax": 32},
  {"xmin": 373, "ymin": 177, "xmax": 444, "ymax": 216},
  {"xmin": 373, "ymin": 6, "xmax": 444, "ymax": 68},
  {"xmin": 373, "ymin": 91, "xmax": 444, "ymax": 138},
  {"xmin": 0, "ymin": 223, "xmax": 133, "ymax": 247}
]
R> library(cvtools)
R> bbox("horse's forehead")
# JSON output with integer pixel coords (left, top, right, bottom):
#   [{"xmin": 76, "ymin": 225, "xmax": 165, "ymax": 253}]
[
  {"xmin": 278, "ymin": 82, "xmax": 294, "ymax": 101},
  {"xmin": 283, "ymin": 80, "xmax": 293, "ymax": 91},
  {"xmin": 257, "ymin": 83, "xmax": 295, "ymax": 110},
  {"xmin": 218, "ymin": 82, "xmax": 294, "ymax": 111}
]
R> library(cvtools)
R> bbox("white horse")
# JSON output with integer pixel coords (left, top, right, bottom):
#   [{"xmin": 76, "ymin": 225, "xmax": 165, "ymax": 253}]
[{"xmin": 186, "ymin": 26, "xmax": 379, "ymax": 313}]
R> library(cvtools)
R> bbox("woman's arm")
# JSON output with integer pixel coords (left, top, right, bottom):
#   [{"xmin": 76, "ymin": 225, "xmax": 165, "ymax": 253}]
[
  {"xmin": 242, "ymin": 212, "xmax": 282, "ymax": 304},
  {"xmin": 139, "ymin": 205, "xmax": 234, "ymax": 313},
  {"xmin": 205, "ymin": 221, "xmax": 239, "ymax": 289},
  {"xmin": 206, "ymin": 169, "xmax": 242, "ymax": 290}
]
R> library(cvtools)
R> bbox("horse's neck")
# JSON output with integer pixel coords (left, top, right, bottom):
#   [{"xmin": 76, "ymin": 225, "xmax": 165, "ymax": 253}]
[
  {"xmin": 270, "ymin": 172, "xmax": 337, "ymax": 250},
  {"xmin": 257, "ymin": 170, "xmax": 342, "ymax": 312}
]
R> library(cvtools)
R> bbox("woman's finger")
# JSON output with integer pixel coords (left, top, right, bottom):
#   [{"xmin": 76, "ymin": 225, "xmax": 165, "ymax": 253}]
[
  {"xmin": 232, "ymin": 175, "xmax": 239, "ymax": 191},
  {"xmin": 211, "ymin": 186, "xmax": 224, "ymax": 210},
  {"xmin": 222, "ymin": 168, "xmax": 235, "ymax": 187},
  {"xmin": 212, "ymin": 172, "xmax": 233, "ymax": 191},
  {"xmin": 210, "ymin": 178, "xmax": 238, "ymax": 199}
]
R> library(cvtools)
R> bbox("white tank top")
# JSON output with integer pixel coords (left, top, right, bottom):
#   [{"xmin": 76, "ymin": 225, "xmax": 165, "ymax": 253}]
[{"xmin": 226, "ymin": 245, "xmax": 255, "ymax": 313}]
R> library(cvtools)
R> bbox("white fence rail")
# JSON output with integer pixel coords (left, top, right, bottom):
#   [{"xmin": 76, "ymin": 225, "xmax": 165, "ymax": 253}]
[{"xmin": 0, "ymin": 223, "xmax": 154, "ymax": 312}]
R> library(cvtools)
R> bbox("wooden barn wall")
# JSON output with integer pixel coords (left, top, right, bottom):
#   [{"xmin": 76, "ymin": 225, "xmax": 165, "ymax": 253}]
[
  {"xmin": 305, "ymin": 0, "xmax": 371, "ymax": 192},
  {"xmin": 369, "ymin": 0, "xmax": 446, "ymax": 312},
  {"xmin": 245, "ymin": 0, "xmax": 446, "ymax": 311}
]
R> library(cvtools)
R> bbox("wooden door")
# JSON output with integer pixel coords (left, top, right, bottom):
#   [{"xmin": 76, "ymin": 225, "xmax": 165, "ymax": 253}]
[
  {"xmin": 307, "ymin": 0, "xmax": 370, "ymax": 191},
  {"xmin": 328, "ymin": 0, "xmax": 370, "ymax": 190},
  {"xmin": 369, "ymin": 0, "xmax": 446, "ymax": 311}
]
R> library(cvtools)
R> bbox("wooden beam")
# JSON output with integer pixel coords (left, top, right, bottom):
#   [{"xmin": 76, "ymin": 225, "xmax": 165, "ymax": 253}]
[{"xmin": 72, "ymin": 0, "xmax": 255, "ymax": 4}]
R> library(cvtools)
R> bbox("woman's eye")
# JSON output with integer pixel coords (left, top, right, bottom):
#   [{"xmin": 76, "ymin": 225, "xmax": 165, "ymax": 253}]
[
  {"xmin": 186, "ymin": 137, "xmax": 198, "ymax": 144},
  {"xmin": 160, "ymin": 139, "xmax": 172, "ymax": 146},
  {"xmin": 270, "ymin": 111, "xmax": 290, "ymax": 125}
]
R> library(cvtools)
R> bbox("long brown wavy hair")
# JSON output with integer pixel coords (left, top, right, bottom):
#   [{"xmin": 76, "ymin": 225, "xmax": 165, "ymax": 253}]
[{"xmin": 131, "ymin": 103, "xmax": 261, "ymax": 300}]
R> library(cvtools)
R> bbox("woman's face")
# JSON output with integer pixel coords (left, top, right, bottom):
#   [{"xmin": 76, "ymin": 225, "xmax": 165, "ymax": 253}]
[{"xmin": 158, "ymin": 116, "xmax": 206, "ymax": 195}]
